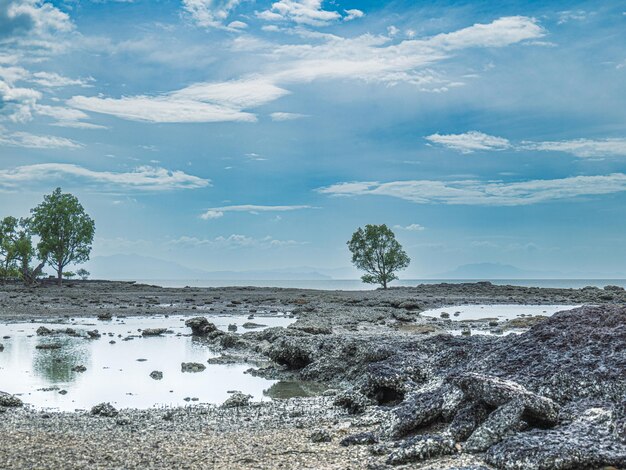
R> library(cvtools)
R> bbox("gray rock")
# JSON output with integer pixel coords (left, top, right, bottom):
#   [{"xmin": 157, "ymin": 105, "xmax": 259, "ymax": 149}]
[
  {"xmin": 340, "ymin": 431, "xmax": 379, "ymax": 446},
  {"xmin": 485, "ymin": 406, "xmax": 626, "ymax": 470},
  {"xmin": 447, "ymin": 402, "xmax": 490, "ymax": 441},
  {"xmin": 184, "ymin": 317, "xmax": 218, "ymax": 336},
  {"xmin": 90, "ymin": 402, "xmax": 118, "ymax": 417},
  {"xmin": 222, "ymin": 392, "xmax": 252, "ymax": 408},
  {"xmin": 310, "ymin": 429, "xmax": 332, "ymax": 443},
  {"xmin": 71, "ymin": 365, "xmax": 87, "ymax": 373},
  {"xmin": 386, "ymin": 434, "xmax": 456, "ymax": 466},
  {"xmin": 149, "ymin": 370, "xmax": 163, "ymax": 380},
  {"xmin": 0, "ymin": 391, "xmax": 23, "ymax": 407},
  {"xmin": 141, "ymin": 328, "xmax": 167, "ymax": 336},
  {"xmin": 452, "ymin": 373, "xmax": 560, "ymax": 425},
  {"xmin": 35, "ymin": 343, "xmax": 61, "ymax": 350},
  {"xmin": 464, "ymin": 399, "xmax": 525, "ymax": 452},
  {"xmin": 36, "ymin": 326, "xmax": 52, "ymax": 336},
  {"xmin": 333, "ymin": 390, "xmax": 371, "ymax": 415},
  {"xmin": 181, "ymin": 362, "xmax": 206, "ymax": 373}
]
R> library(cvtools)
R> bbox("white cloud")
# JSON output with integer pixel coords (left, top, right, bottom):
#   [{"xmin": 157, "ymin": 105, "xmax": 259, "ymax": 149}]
[
  {"xmin": 67, "ymin": 17, "xmax": 544, "ymax": 124},
  {"xmin": 201, "ymin": 210, "xmax": 224, "ymax": 219},
  {"xmin": 227, "ymin": 20, "xmax": 247, "ymax": 29},
  {"xmin": 269, "ymin": 16, "xmax": 544, "ymax": 89},
  {"xmin": 201, "ymin": 204, "xmax": 312, "ymax": 219},
  {"xmin": 0, "ymin": 79, "xmax": 41, "ymax": 122},
  {"xmin": 344, "ymin": 9, "xmax": 364, "ymax": 22},
  {"xmin": 2, "ymin": 0, "xmax": 73, "ymax": 38},
  {"xmin": 557, "ymin": 10, "xmax": 588, "ymax": 24},
  {"xmin": 394, "ymin": 223, "xmax": 425, "ymax": 231},
  {"xmin": 256, "ymin": 0, "xmax": 342, "ymax": 27},
  {"xmin": 428, "ymin": 131, "xmax": 626, "ymax": 158},
  {"xmin": 68, "ymin": 78, "xmax": 289, "ymax": 123},
  {"xmin": 0, "ymin": 163, "xmax": 210, "ymax": 191},
  {"xmin": 30, "ymin": 71, "xmax": 93, "ymax": 88},
  {"xmin": 521, "ymin": 138, "xmax": 626, "ymax": 158},
  {"xmin": 182, "ymin": 0, "xmax": 243, "ymax": 30},
  {"xmin": 0, "ymin": 126, "xmax": 81, "ymax": 148},
  {"xmin": 270, "ymin": 111, "xmax": 307, "ymax": 121},
  {"xmin": 426, "ymin": 131, "xmax": 511, "ymax": 153},
  {"xmin": 317, "ymin": 174, "xmax": 626, "ymax": 206},
  {"xmin": 34, "ymin": 104, "xmax": 107, "ymax": 129}
]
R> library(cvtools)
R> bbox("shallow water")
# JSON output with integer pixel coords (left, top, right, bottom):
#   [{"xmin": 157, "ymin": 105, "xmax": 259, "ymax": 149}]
[
  {"xmin": 420, "ymin": 304, "xmax": 579, "ymax": 322},
  {"xmin": 0, "ymin": 314, "xmax": 295, "ymax": 411}
]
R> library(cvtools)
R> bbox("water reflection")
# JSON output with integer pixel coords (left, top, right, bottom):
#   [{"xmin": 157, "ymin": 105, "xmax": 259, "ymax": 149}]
[
  {"xmin": 32, "ymin": 338, "xmax": 89, "ymax": 383},
  {"xmin": 0, "ymin": 314, "xmax": 296, "ymax": 411},
  {"xmin": 264, "ymin": 381, "xmax": 328, "ymax": 400}
]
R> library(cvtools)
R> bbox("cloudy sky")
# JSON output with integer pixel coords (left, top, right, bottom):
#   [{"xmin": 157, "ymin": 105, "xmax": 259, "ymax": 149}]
[{"xmin": 1, "ymin": 0, "xmax": 625, "ymax": 277}]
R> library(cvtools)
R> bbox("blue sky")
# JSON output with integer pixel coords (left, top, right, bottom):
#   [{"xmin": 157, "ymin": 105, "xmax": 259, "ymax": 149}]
[{"xmin": 1, "ymin": 0, "xmax": 625, "ymax": 277}]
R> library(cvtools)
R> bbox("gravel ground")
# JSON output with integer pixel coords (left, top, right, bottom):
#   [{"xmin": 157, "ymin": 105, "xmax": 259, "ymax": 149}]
[{"xmin": 1, "ymin": 281, "xmax": 623, "ymax": 469}]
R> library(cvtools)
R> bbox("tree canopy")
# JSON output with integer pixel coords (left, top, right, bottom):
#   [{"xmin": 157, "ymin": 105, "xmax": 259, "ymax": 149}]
[
  {"xmin": 29, "ymin": 188, "xmax": 95, "ymax": 285},
  {"xmin": 347, "ymin": 224, "xmax": 410, "ymax": 289}
]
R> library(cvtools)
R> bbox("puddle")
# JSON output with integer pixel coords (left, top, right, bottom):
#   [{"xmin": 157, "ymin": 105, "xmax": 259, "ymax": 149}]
[
  {"xmin": 420, "ymin": 304, "xmax": 580, "ymax": 336},
  {"xmin": 0, "ymin": 314, "xmax": 297, "ymax": 411},
  {"xmin": 421, "ymin": 304, "xmax": 579, "ymax": 322},
  {"xmin": 263, "ymin": 381, "xmax": 328, "ymax": 400}
]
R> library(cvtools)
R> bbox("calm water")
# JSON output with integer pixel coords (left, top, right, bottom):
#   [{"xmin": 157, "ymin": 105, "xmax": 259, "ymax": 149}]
[
  {"xmin": 420, "ymin": 304, "xmax": 580, "ymax": 321},
  {"xmin": 135, "ymin": 279, "xmax": 626, "ymax": 290},
  {"xmin": 0, "ymin": 314, "xmax": 296, "ymax": 411}
]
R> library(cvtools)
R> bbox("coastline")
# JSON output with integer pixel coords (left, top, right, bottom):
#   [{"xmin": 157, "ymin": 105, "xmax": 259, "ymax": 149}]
[{"xmin": 0, "ymin": 281, "xmax": 624, "ymax": 469}]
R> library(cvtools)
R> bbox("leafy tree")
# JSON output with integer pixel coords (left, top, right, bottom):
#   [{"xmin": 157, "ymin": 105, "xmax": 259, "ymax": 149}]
[
  {"xmin": 347, "ymin": 224, "xmax": 410, "ymax": 289},
  {"xmin": 29, "ymin": 188, "xmax": 95, "ymax": 286},
  {"xmin": 76, "ymin": 268, "xmax": 90, "ymax": 281},
  {"xmin": 0, "ymin": 216, "xmax": 19, "ymax": 280}
]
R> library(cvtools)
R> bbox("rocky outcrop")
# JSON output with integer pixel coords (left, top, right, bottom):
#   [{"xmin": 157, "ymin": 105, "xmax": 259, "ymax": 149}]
[
  {"xmin": 222, "ymin": 392, "xmax": 252, "ymax": 408},
  {"xmin": 90, "ymin": 402, "xmax": 118, "ymax": 417},
  {"xmin": 485, "ymin": 405, "xmax": 626, "ymax": 469},
  {"xmin": 181, "ymin": 362, "xmax": 206, "ymax": 373},
  {"xmin": 141, "ymin": 328, "xmax": 167, "ymax": 336},
  {"xmin": 0, "ymin": 392, "xmax": 23, "ymax": 407},
  {"xmin": 184, "ymin": 317, "xmax": 218, "ymax": 336}
]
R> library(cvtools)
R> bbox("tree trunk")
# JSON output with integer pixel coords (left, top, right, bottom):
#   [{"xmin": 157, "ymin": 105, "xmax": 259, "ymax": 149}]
[
  {"xmin": 382, "ymin": 279, "xmax": 387, "ymax": 289},
  {"xmin": 57, "ymin": 266, "xmax": 63, "ymax": 286}
]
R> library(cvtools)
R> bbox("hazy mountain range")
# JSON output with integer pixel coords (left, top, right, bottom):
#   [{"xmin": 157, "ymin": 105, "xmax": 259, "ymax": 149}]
[{"xmin": 83, "ymin": 256, "xmax": 625, "ymax": 281}]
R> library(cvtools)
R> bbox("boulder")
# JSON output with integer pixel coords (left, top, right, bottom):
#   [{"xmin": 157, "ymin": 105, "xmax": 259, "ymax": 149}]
[
  {"xmin": 141, "ymin": 328, "xmax": 167, "ymax": 337},
  {"xmin": 310, "ymin": 429, "xmax": 332, "ymax": 443},
  {"xmin": 485, "ymin": 406, "xmax": 626, "ymax": 470},
  {"xmin": 90, "ymin": 402, "xmax": 118, "ymax": 417},
  {"xmin": 340, "ymin": 431, "xmax": 379, "ymax": 446},
  {"xmin": 0, "ymin": 392, "xmax": 23, "ymax": 407},
  {"xmin": 386, "ymin": 434, "xmax": 456, "ymax": 466},
  {"xmin": 222, "ymin": 392, "xmax": 252, "ymax": 408},
  {"xmin": 333, "ymin": 389, "xmax": 371, "ymax": 415},
  {"xmin": 464, "ymin": 399, "xmax": 525, "ymax": 452},
  {"xmin": 181, "ymin": 362, "xmax": 206, "ymax": 373},
  {"xmin": 184, "ymin": 317, "xmax": 218, "ymax": 336},
  {"xmin": 149, "ymin": 370, "xmax": 163, "ymax": 380},
  {"xmin": 452, "ymin": 373, "xmax": 560, "ymax": 425}
]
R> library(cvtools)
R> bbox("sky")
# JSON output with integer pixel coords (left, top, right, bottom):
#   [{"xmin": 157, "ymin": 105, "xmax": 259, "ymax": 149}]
[{"xmin": 0, "ymin": 0, "xmax": 625, "ymax": 278}]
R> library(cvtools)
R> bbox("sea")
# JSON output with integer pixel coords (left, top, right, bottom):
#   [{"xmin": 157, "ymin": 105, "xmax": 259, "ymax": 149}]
[{"xmin": 133, "ymin": 279, "xmax": 626, "ymax": 290}]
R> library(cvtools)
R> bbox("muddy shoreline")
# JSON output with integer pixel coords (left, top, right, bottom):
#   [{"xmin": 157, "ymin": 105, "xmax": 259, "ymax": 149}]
[{"xmin": 0, "ymin": 281, "xmax": 625, "ymax": 469}]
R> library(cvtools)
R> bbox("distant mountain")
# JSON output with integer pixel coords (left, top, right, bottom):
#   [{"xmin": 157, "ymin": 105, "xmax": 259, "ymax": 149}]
[
  {"xmin": 85, "ymin": 254, "xmax": 333, "ymax": 280},
  {"xmin": 432, "ymin": 263, "xmax": 562, "ymax": 279}
]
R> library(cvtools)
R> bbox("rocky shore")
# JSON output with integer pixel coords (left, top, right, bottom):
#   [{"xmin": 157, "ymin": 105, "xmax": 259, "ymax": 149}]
[{"xmin": 0, "ymin": 281, "xmax": 625, "ymax": 469}]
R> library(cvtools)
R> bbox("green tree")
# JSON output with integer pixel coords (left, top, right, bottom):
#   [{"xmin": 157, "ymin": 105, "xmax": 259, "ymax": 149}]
[
  {"xmin": 0, "ymin": 216, "xmax": 19, "ymax": 280},
  {"xmin": 347, "ymin": 224, "xmax": 410, "ymax": 289},
  {"xmin": 29, "ymin": 188, "xmax": 95, "ymax": 286},
  {"xmin": 76, "ymin": 268, "xmax": 90, "ymax": 281}
]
